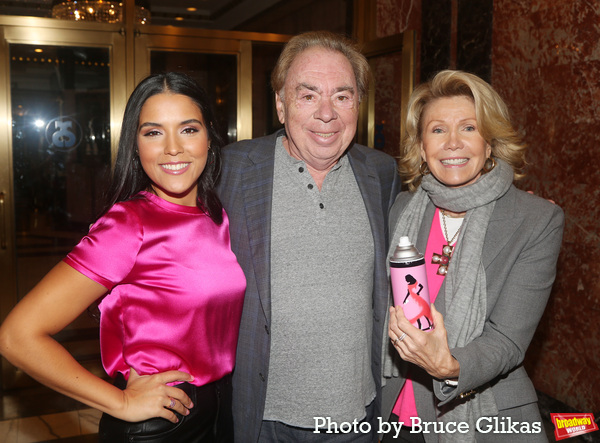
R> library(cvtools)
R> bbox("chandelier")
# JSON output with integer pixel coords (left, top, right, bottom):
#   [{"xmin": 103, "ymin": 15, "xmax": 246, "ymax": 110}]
[{"xmin": 51, "ymin": 1, "xmax": 151, "ymax": 24}]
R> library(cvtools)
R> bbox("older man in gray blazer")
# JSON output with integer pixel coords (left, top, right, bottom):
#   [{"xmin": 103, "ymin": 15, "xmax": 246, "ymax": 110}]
[{"xmin": 217, "ymin": 31, "xmax": 400, "ymax": 442}]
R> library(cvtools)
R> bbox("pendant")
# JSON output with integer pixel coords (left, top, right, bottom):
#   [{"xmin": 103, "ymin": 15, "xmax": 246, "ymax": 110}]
[{"xmin": 432, "ymin": 244, "xmax": 454, "ymax": 276}]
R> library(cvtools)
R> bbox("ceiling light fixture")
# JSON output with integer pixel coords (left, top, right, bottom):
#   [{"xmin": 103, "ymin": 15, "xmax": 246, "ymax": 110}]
[{"xmin": 51, "ymin": 0, "xmax": 151, "ymax": 24}]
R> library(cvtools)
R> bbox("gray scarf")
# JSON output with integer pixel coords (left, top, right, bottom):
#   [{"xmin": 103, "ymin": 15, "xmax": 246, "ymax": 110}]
[{"xmin": 385, "ymin": 159, "xmax": 514, "ymax": 442}]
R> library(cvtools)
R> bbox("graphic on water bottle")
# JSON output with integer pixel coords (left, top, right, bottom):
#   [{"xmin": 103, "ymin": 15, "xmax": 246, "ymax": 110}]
[
  {"xmin": 390, "ymin": 236, "xmax": 434, "ymax": 330},
  {"xmin": 401, "ymin": 274, "xmax": 433, "ymax": 330}
]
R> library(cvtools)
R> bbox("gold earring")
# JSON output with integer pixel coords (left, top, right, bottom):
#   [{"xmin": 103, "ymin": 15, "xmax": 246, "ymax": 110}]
[
  {"xmin": 419, "ymin": 161, "xmax": 430, "ymax": 176},
  {"xmin": 482, "ymin": 157, "xmax": 496, "ymax": 173}
]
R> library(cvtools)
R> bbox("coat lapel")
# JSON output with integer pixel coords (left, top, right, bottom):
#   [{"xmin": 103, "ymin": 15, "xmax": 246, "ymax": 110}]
[
  {"xmin": 348, "ymin": 146, "xmax": 385, "ymax": 264},
  {"xmin": 240, "ymin": 135, "xmax": 277, "ymax": 325},
  {"xmin": 481, "ymin": 186, "xmax": 521, "ymax": 267}
]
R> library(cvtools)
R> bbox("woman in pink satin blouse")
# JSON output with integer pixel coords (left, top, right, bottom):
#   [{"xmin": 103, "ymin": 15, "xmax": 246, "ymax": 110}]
[{"xmin": 0, "ymin": 72, "xmax": 246, "ymax": 443}]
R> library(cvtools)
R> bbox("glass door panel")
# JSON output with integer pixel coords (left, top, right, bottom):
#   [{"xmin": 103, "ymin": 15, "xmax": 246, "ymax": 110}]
[
  {"xmin": 11, "ymin": 44, "xmax": 111, "ymax": 238},
  {"xmin": 150, "ymin": 51, "xmax": 238, "ymax": 144},
  {"xmin": 2, "ymin": 41, "xmax": 113, "ymax": 388},
  {"xmin": 250, "ymin": 41, "xmax": 285, "ymax": 138}
]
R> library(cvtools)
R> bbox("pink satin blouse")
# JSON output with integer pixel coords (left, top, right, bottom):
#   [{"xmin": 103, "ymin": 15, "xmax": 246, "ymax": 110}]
[{"xmin": 64, "ymin": 191, "xmax": 246, "ymax": 387}]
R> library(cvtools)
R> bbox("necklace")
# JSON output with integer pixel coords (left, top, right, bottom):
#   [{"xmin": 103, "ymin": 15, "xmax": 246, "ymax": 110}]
[{"xmin": 432, "ymin": 210, "xmax": 463, "ymax": 276}]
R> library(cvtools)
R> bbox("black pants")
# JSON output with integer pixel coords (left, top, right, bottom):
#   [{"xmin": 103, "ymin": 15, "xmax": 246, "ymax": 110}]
[{"xmin": 99, "ymin": 373, "xmax": 233, "ymax": 443}]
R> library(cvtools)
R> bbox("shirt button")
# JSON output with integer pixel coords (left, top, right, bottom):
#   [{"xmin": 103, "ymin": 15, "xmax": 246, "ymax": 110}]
[
  {"xmin": 319, "ymin": 203, "xmax": 324, "ymax": 209},
  {"xmin": 298, "ymin": 167, "xmax": 304, "ymax": 173},
  {"xmin": 259, "ymin": 373, "xmax": 265, "ymax": 381},
  {"xmin": 307, "ymin": 184, "xmax": 314, "ymax": 190}
]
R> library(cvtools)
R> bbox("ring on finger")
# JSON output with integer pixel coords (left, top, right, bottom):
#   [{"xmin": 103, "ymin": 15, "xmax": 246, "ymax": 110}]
[
  {"xmin": 393, "ymin": 332, "xmax": 407, "ymax": 346},
  {"xmin": 168, "ymin": 397, "xmax": 176, "ymax": 409}
]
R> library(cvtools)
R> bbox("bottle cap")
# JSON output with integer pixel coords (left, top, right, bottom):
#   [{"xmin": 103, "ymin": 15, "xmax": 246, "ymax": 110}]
[
  {"xmin": 390, "ymin": 236, "xmax": 423, "ymax": 261},
  {"xmin": 398, "ymin": 236, "xmax": 412, "ymax": 247}
]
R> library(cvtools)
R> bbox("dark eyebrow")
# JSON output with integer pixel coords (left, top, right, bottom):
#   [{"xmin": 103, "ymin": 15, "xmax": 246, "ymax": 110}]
[
  {"xmin": 181, "ymin": 119, "xmax": 204, "ymax": 126},
  {"xmin": 139, "ymin": 122, "xmax": 161, "ymax": 129},
  {"xmin": 138, "ymin": 119, "xmax": 203, "ymax": 129}
]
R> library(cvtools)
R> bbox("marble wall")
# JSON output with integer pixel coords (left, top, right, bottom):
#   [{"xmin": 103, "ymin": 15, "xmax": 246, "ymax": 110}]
[
  {"xmin": 493, "ymin": 0, "xmax": 600, "ymax": 415},
  {"xmin": 376, "ymin": 0, "xmax": 600, "ymax": 413}
]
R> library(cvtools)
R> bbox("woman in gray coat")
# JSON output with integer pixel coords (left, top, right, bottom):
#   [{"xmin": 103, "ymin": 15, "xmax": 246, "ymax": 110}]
[{"xmin": 383, "ymin": 70, "xmax": 564, "ymax": 443}]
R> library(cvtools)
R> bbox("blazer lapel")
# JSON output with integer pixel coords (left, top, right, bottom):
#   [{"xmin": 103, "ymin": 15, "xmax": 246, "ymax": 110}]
[
  {"xmin": 348, "ymin": 146, "xmax": 385, "ymax": 262},
  {"xmin": 240, "ymin": 134, "xmax": 277, "ymax": 325},
  {"xmin": 482, "ymin": 186, "xmax": 521, "ymax": 267}
]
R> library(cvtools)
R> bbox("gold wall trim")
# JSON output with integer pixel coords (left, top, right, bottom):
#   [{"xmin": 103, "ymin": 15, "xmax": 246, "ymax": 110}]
[
  {"xmin": 0, "ymin": 25, "xmax": 17, "ymax": 323},
  {"xmin": 0, "ymin": 14, "xmax": 122, "ymax": 31},
  {"xmin": 238, "ymin": 40, "xmax": 253, "ymax": 141}
]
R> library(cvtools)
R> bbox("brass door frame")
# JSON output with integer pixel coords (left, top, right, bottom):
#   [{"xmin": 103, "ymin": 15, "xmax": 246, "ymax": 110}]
[
  {"xmin": 354, "ymin": 0, "xmax": 416, "ymax": 149},
  {"xmin": 358, "ymin": 31, "xmax": 416, "ymax": 148},
  {"xmin": 0, "ymin": 15, "xmax": 128, "ymax": 388},
  {"xmin": 133, "ymin": 26, "xmax": 290, "ymax": 142}
]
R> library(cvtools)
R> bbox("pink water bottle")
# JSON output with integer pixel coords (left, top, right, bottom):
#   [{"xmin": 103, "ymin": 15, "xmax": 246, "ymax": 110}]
[{"xmin": 390, "ymin": 236, "xmax": 434, "ymax": 331}]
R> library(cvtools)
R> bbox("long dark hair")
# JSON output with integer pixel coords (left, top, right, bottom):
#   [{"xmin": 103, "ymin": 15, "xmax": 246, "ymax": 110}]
[{"xmin": 101, "ymin": 72, "xmax": 224, "ymax": 224}]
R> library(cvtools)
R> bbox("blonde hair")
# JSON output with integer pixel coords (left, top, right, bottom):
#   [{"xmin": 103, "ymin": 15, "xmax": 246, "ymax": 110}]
[
  {"xmin": 400, "ymin": 70, "xmax": 526, "ymax": 191},
  {"xmin": 271, "ymin": 31, "xmax": 370, "ymax": 102}
]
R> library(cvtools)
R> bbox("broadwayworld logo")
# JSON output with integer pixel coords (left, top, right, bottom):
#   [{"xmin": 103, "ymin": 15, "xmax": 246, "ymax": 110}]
[{"xmin": 551, "ymin": 413, "xmax": 598, "ymax": 440}]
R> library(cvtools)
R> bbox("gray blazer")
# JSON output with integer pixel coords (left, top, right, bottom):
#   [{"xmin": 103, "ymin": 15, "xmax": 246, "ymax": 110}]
[
  {"xmin": 217, "ymin": 130, "xmax": 401, "ymax": 443},
  {"xmin": 382, "ymin": 186, "xmax": 564, "ymax": 442}
]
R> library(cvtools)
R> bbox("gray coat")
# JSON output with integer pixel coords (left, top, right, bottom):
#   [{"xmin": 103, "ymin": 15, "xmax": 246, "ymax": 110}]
[
  {"xmin": 382, "ymin": 186, "xmax": 564, "ymax": 442},
  {"xmin": 217, "ymin": 130, "xmax": 401, "ymax": 442}
]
